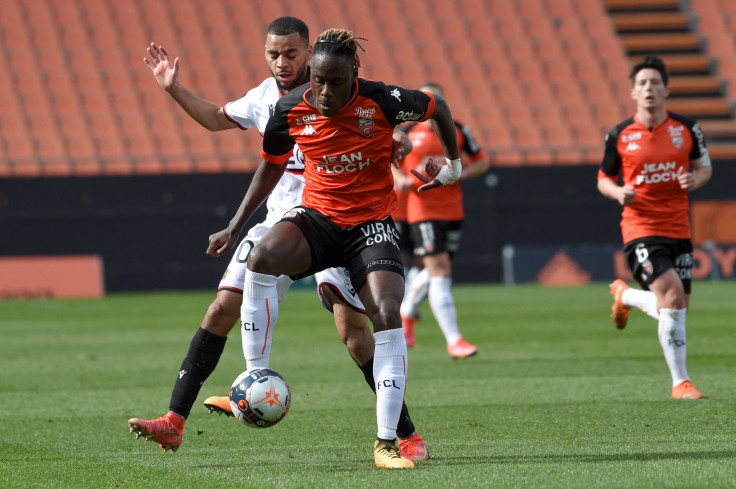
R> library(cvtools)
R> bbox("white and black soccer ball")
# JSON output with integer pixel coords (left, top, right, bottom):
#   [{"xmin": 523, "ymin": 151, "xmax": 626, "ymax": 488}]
[{"xmin": 229, "ymin": 368, "xmax": 291, "ymax": 428}]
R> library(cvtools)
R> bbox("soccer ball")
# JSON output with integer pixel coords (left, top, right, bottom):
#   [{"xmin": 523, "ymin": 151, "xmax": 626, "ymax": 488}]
[{"xmin": 229, "ymin": 368, "xmax": 291, "ymax": 428}]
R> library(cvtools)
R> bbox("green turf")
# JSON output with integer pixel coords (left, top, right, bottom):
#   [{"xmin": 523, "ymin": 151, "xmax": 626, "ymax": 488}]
[{"xmin": 1, "ymin": 281, "xmax": 734, "ymax": 488}]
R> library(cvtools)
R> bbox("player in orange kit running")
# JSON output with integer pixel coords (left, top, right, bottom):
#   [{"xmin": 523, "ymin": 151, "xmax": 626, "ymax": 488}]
[
  {"xmin": 598, "ymin": 56, "xmax": 712, "ymax": 400},
  {"xmin": 206, "ymin": 29, "xmax": 463, "ymax": 468},
  {"xmin": 396, "ymin": 82, "xmax": 489, "ymax": 359}
]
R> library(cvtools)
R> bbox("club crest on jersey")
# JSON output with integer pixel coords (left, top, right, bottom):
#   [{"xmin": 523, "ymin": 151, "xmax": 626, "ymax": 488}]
[
  {"xmin": 668, "ymin": 125, "xmax": 685, "ymax": 151},
  {"xmin": 359, "ymin": 117, "xmax": 374, "ymax": 137},
  {"xmin": 671, "ymin": 136, "xmax": 684, "ymax": 151},
  {"xmin": 355, "ymin": 107, "xmax": 376, "ymax": 137}
]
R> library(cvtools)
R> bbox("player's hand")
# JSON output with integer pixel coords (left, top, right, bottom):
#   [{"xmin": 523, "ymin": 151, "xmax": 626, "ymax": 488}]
[
  {"xmin": 144, "ymin": 42, "xmax": 179, "ymax": 91},
  {"xmin": 410, "ymin": 157, "xmax": 443, "ymax": 192},
  {"xmin": 410, "ymin": 157, "xmax": 461, "ymax": 192},
  {"xmin": 618, "ymin": 184, "xmax": 636, "ymax": 206},
  {"xmin": 206, "ymin": 228, "xmax": 239, "ymax": 257},
  {"xmin": 390, "ymin": 132, "xmax": 411, "ymax": 168},
  {"xmin": 678, "ymin": 171, "xmax": 696, "ymax": 191}
]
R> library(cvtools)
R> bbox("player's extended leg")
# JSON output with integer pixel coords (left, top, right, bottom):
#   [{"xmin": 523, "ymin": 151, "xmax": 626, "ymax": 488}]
[
  {"xmin": 424, "ymin": 252, "xmax": 477, "ymax": 359},
  {"xmin": 359, "ymin": 270, "xmax": 414, "ymax": 469},
  {"xmin": 128, "ymin": 289, "xmax": 240, "ymax": 452},
  {"xmin": 609, "ymin": 279, "xmax": 659, "ymax": 329},
  {"xmin": 202, "ymin": 274, "xmax": 294, "ymax": 416},
  {"xmin": 321, "ymin": 283, "xmax": 428, "ymax": 461},
  {"xmin": 649, "ymin": 269, "xmax": 704, "ymax": 399},
  {"xmin": 400, "ymin": 267, "xmax": 429, "ymax": 348}
]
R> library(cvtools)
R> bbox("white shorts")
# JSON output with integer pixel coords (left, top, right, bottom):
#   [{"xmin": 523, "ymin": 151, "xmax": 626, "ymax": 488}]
[
  {"xmin": 314, "ymin": 267, "xmax": 366, "ymax": 314},
  {"xmin": 217, "ymin": 175, "xmax": 365, "ymax": 314}
]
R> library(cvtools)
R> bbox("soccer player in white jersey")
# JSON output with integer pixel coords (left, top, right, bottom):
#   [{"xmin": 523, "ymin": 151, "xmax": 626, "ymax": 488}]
[{"xmin": 128, "ymin": 17, "xmax": 428, "ymax": 461}]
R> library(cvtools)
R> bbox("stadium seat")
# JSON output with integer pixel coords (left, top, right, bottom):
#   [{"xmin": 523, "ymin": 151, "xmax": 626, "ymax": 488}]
[
  {"xmin": 8, "ymin": 0, "xmax": 735, "ymax": 174},
  {"xmin": 524, "ymin": 81, "xmax": 557, "ymax": 108},
  {"xmin": 514, "ymin": 59, "xmax": 545, "ymax": 82},
  {"xmin": 543, "ymin": 123, "xmax": 576, "ymax": 149}
]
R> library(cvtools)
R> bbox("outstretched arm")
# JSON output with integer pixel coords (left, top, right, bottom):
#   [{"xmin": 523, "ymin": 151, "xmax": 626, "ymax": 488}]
[
  {"xmin": 144, "ymin": 42, "xmax": 236, "ymax": 132},
  {"xmin": 409, "ymin": 94, "xmax": 461, "ymax": 192},
  {"xmin": 206, "ymin": 161, "xmax": 287, "ymax": 257}
]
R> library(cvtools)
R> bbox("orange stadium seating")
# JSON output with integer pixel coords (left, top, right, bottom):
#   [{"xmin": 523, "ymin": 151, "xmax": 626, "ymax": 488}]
[{"xmin": 1, "ymin": 0, "xmax": 735, "ymax": 176}]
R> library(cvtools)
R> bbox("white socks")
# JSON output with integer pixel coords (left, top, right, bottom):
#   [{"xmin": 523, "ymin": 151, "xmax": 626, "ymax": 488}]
[
  {"xmin": 658, "ymin": 308, "xmax": 689, "ymax": 386},
  {"xmin": 373, "ymin": 329, "xmax": 407, "ymax": 441},
  {"xmin": 428, "ymin": 276, "xmax": 461, "ymax": 345},
  {"xmin": 400, "ymin": 268, "xmax": 429, "ymax": 318},
  {"xmin": 621, "ymin": 288, "xmax": 659, "ymax": 320},
  {"xmin": 241, "ymin": 270, "xmax": 279, "ymax": 370}
]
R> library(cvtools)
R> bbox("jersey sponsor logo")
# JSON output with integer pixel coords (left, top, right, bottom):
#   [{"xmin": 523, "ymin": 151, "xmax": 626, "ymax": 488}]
[
  {"xmin": 294, "ymin": 113, "xmax": 318, "ymax": 126},
  {"xmin": 301, "ymin": 124, "xmax": 318, "ymax": 135},
  {"xmin": 675, "ymin": 252, "xmax": 693, "ymax": 280},
  {"xmin": 396, "ymin": 110, "xmax": 424, "ymax": 122},
  {"xmin": 316, "ymin": 153, "xmax": 371, "ymax": 173},
  {"xmin": 390, "ymin": 88, "xmax": 402, "ymax": 101},
  {"xmin": 635, "ymin": 161, "xmax": 682, "ymax": 185},
  {"xmin": 621, "ymin": 132, "xmax": 642, "ymax": 143},
  {"xmin": 355, "ymin": 107, "xmax": 376, "ymax": 118},
  {"xmin": 625, "ymin": 142, "xmax": 641, "ymax": 152},
  {"xmin": 361, "ymin": 221, "xmax": 400, "ymax": 248}
]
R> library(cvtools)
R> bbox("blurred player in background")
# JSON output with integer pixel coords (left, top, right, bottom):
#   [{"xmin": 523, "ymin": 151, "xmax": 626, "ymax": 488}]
[
  {"xmin": 128, "ymin": 17, "xmax": 428, "ymax": 461},
  {"xmin": 392, "ymin": 157, "xmax": 426, "ymax": 304},
  {"xmin": 396, "ymin": 82, "xmax": 489, "ymax": 359},
  {"xmin": 206, "ymin": 28, "xmax": 462, "ymax": 468},
  {"xmin": 597, "ymin": 55, "xmax": 711, "ymax": 400}
]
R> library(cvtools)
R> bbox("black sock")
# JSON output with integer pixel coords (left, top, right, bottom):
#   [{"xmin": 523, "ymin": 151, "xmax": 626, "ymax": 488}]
[
  {"xmin": 358, "ymin": 357, "xmax": 416, "ymax": 439},
  {"xmin": 169, "ymin": 327, "xmax": 227, "ymax": 419}
]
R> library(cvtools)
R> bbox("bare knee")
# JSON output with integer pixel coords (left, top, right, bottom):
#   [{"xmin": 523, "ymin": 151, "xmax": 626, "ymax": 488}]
[
  {"xmin": 369, "ymin": 297, "xmax": 402, "ymax": 332},
  {"xmin": 201, "ymin": 291, "xmax": 241, "ymax": 336}
]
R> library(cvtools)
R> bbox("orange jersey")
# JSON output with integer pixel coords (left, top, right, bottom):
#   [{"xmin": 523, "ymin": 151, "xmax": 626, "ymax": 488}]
[
  {"xmin": 401, "ymin": 121, "xmax": 486, "ymax": 223},
  {"xmin": 393, "ymin": 187, "xmax": 409, "ymax": 222},
  {"xmin": 598, "ymin": 111, "xmax": 709, "ymax": 243},
  {"xmin": 262, "ymin": 79, "xmax": 435, "ymax": 227}
]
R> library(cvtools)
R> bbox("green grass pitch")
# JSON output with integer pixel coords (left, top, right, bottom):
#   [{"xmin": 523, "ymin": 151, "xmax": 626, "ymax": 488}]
[{"xmin": 1, "ymin": 281, "xmax": 734, "ymax": 488}]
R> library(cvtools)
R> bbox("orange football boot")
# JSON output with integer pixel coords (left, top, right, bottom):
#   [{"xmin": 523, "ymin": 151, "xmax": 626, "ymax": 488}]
[
  {"xmin": 672, "ymin": 380, "xmax": 706, "ymax": 399},
  {"xmin": 609, "ymin": 279, "xmax": 632, "ymax": 329}
]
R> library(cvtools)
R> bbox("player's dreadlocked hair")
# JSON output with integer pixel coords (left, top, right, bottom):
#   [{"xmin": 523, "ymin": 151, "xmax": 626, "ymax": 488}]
[
  {"xmin": 313, "ymin": 28, "xmax": 366, "ymax": 68},
  {"xmin": 629, "ymin": 55, "xmax": 669, "ymax": 87}
]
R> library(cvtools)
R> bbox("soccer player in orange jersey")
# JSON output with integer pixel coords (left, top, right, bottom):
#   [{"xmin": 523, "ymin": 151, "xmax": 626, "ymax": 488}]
[
  {"xmin": 396, "ymin": 82, "xmax": 490, "ymax": 358},
  {"xmin": 597, "ymin": 56, "xmax": 712, "ymax": 399},
  {"xmin": 207, "ymin": 29, "xmax": 462, "ymax": 468},
  {"xmin": 127, "ymin": 18, "xmax": 427, "ymax": 460}
]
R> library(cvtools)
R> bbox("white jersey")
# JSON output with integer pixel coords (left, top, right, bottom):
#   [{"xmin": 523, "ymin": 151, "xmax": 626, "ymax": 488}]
[
  {"xmin": 224, "ymin": 77, "xmax": 305, "ymax": 216},
  {"xmin": 219, "ymin": 78, "xmax": 365, "ymax": 314}
]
